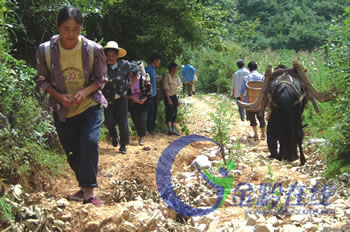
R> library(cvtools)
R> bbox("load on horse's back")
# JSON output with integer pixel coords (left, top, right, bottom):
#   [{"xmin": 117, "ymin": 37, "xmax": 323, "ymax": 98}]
[{"xmin": 238, "ymin": 61, "xmax": 337, "ymax": 165}]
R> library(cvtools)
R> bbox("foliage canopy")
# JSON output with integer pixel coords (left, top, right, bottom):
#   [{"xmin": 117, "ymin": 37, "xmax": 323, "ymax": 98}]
[
  {"xmin": 7, "ymin": 0, "xmax": 228, "ymax": 65},
  {"xmin": 230, "ymin": 0, "xmax": 348, "ymax": 51}
]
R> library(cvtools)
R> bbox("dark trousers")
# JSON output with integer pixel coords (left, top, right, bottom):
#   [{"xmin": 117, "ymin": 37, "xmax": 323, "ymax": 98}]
[
  {"xmin": 129, "ymin": 101, "xmax": 148, "ymax": 137},
  {"xmin": 147, "ymin": 96, "xmax": 158, "ymax": 132},
  {"xmin": 164, "ymin": 95, "xmax": 178, "ymax": 123},
  {"xmin": 236, "ymin": 97, "xmax": 245, "ymax": 120},
  {"xmin": 103, "ymin": 97, "xmax": 130, "ymax": 146},
  {"xmin": 53, "ymin": 104, "xmax": 102, "ymax": 188},
  {"xmin": 247, "ymin": 111, "xmax": 266, "ymax": 128}
]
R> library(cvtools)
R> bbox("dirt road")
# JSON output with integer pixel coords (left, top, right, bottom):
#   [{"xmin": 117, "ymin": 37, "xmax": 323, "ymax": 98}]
[{"xmin": 10, "ymin": 94, "xmax": 349, "ymax": 232}]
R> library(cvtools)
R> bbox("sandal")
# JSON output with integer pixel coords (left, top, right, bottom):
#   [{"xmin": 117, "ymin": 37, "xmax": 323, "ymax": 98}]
[
  {"xmin": 83, "ymin": 197, "xmax": 103, "ymax": 207},
  {"xmin": 254, "ymin": 135, "xmax": 259, "ymax": 141},
  {"xmin": 67, "ymin": 190, "xmax": 84, "ymax": 201},
  {"xmin": 247, "ymin": 135, "xmax": 259, "ymax": 141}
]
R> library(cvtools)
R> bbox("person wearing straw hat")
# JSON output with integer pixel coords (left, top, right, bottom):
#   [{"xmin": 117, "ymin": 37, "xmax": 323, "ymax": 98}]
[
  {"xmin": 102, "ymin": 41, "xmax": 138, "ymax": 154},
  {"xmin": 240, "ymin": 61, "xmax": 266, "ymax": 141}
]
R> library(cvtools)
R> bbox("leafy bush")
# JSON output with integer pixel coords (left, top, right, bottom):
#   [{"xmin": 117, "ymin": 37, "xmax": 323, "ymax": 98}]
[
  {"xmin": 181, "ymin": 43, "xmax": 250, "ymax": 93},
  {"xmin": 233, "ymin": 0, "xmax": 347, "ymax": 51},
  {"xmin": 176, "ymin": 92, "xmax": 190, "ymax": 135},
  {"xmin": 322, "ymin": 8, "xmax": 350, "ymax": 177},
  {"xmin": 155, "ymin": 98, "xmax": 171, "ymax": 134},
  {"xmin": 0, "ymin": 57, "xmax": 65, "ymax": 181},
  {"xmin": 0, "ymin": 197, "xmax": 14, "ymax": 225},
  {"xmin": 209, "ymin": 98, "xmax": 234, "ymax": 147},
  {"xmin": 0, "ymin": 3, "xmax": 65, "ymax": 186}
]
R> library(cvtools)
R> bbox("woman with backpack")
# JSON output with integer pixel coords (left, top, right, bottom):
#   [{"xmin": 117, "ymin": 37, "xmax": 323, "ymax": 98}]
[
  {"xmin": 35, "ymin": 6, "xmax": 107, "ymax": 206},
  {"xmin": 127, "ymin": 62, "xmax": 152, "ymax": 145}
]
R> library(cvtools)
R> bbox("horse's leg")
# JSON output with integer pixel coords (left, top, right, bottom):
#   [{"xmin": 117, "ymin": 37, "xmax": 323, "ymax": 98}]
[
  {"xmin": 267, "ymin": 120, "xmax": 279, "ymax": 160},
  {"xmin": 299, "ymin": 142, "xmax": 306, "ymax": 166},
  {"xmin": 298, "ymin": 102, "xmax": 306, "ymax": 166}
]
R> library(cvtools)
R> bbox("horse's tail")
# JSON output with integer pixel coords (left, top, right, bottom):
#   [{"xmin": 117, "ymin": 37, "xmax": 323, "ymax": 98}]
[{"xmin": 275, "ymin": 84, "xmax": 299, "ymax": 161}]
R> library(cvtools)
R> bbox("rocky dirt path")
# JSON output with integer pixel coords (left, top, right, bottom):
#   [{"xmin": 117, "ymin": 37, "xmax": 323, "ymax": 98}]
[{"xmin": 3, "ymin": 94, "xmax": 349, "ymax": 232}]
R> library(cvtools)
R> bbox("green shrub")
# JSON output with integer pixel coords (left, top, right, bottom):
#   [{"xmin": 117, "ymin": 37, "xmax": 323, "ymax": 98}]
[
  {"xmin": 182, "ymin": 43, "xmax": 249, "ymax": 94},
  {"xmin": 0, "ymin": 5, "xmax": 65, "ymax": 185},
  {"xmin": 321, "ymin": 8, "xmax": 350, "ymax": 178},
  {"xmin": 0, "ymin": 197, "xmax": 14, "ymax": 224},
  {"xmin": 155, "ymin": 98, "xmax": 169, "ymax": 134},
  {"xmin": 209, "ymin": 98, "xmax": 234, "ymax": 147},
  {"xmin": 176, "ymin": 91, "xmax": 190, "ymax": 135}
]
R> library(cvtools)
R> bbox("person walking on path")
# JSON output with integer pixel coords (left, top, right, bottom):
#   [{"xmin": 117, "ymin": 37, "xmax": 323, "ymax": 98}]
[
  {"xmin": 128, "ymin": 62, "xmax": 152, "ymax": 145},
  {"xmin": 181, "ymin": 64, "xmax": 196, "ymax": 96},
  {"xmin": 35, "ymin": 6, "xmax": 107, "ymax": 206},
  {"xmin": 102, "ymin": 41, "xmax": 139, "ymax": 154},
  {"xmin": 240, "ymin": 61, "xmax": 266, "ymax": 141},
  {"xmin": 163, "ymin": 62, "xmax": 183, "ymax": 136},
  {"xmin": 145, "ymin": 53, "xmax": 161, "ymax": 135},
  {"xmin": 232, "ymin": 59, "xmax": 250, "ymax": 121}
]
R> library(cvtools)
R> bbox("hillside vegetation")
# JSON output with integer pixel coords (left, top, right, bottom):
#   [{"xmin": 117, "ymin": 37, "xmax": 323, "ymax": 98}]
[{"xmin": 0, "ymin": 0, "xmax": 349, "ymax": 224}]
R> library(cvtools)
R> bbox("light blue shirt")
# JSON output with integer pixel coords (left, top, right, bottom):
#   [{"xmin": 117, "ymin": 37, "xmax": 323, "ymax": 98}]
[
  {"xmin": 181, "ymin": 64, "xmax": 196, "ymax": 82},
  {"xmin": 232, "ymin": 68, "xmax": 250, "ymax": 98},
  {"xmin": 145, "ymin": 64, "xmax": 157, "ymax": 96},
  {"xmin": 240, "ymin": 70, "xmax": 264, "ymax": 102}
]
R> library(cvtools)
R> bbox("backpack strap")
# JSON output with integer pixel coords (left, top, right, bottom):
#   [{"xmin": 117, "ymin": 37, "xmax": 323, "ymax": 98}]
[
  {"xmin": 44, "ymin": 38, "xmax": 94, "ymax": 74},
  {"xmin": 87, "ymin": 40, "xmax": 94, "ymax": 73},
  {"xmin": 44, "ymin": 41, "xmax": 51, "ymax": 72},
  {"xmin": 139, "ymin": 74, "xmax": 143, "ymax": 93}
]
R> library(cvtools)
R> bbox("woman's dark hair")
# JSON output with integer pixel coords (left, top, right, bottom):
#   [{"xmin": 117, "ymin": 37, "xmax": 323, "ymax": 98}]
[
  {"xmin": 168, "ymin": 62, "xmax": 178, "ymax": 71},
  {"xmin": 104, "ymin": 48, "xmax": 119, "ymax": 56},
  {"xmin": 57, "ymin": 6, "xmax": 83, "ymax": 27}
]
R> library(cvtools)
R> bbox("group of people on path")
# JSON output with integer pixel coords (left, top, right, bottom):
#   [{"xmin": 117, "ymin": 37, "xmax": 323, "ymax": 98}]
[
  {"xmin": 35, "ymin": 6, "xmax": 197, "ymax": 207},
  {"xmin": 232, "ymin": 60, "xmax": 266, "ymax": 141}
]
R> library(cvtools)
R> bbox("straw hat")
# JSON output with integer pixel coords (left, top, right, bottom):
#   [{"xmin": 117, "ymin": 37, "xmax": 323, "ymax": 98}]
[{"xmin": 104, "ymin": 41, "xmax": 127, "ymax": 58}]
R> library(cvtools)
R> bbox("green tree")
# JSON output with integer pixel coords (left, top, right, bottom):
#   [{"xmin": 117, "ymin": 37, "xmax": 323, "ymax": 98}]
[
  {"xmin": 232, "ymin": 0, "xmax": 348, "ymax": 50},
  {"xmin": 7, "ymin": 0, "xmax": 228, "ymax": 65}
]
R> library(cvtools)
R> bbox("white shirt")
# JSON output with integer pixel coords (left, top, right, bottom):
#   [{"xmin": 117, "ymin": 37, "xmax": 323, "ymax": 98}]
[
  {"xmin": 111, "ymin": 62, "xmax": 118, "ymax": 70},
  {"xmin": 240, "ymin": 70, "xmax": 265, "ymax": 102},
  {"xmin": 232, "ymin": 68, "xmax": 250, "ymax": 98}
]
